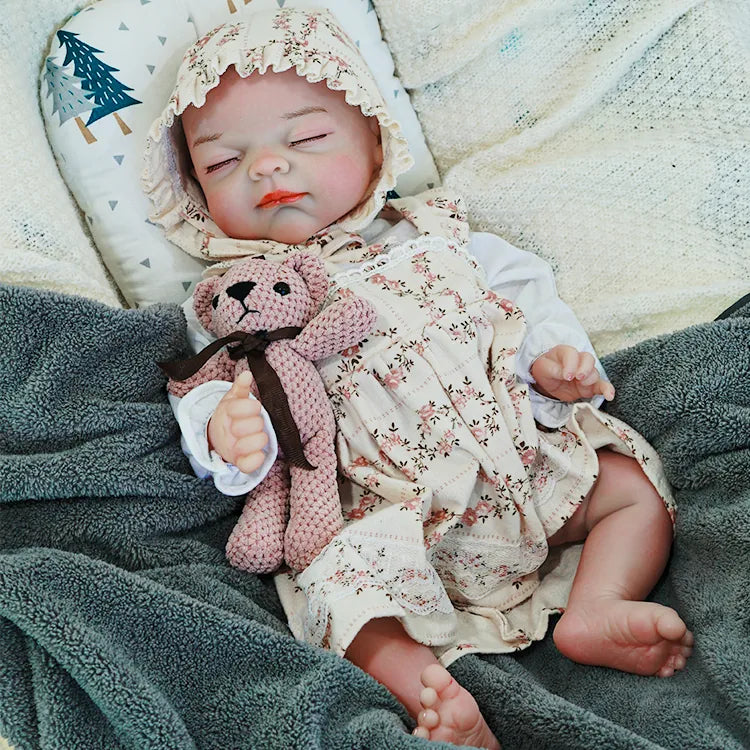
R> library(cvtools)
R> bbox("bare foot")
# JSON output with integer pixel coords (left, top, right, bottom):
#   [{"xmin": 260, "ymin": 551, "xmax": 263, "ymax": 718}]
[
  {"xmin": 412, "ymin": 664, "xmax": 500, "ymax": 749},
  {"xmin": 553, "ymin": 598, "xmax": 694, "ymax": 677}
]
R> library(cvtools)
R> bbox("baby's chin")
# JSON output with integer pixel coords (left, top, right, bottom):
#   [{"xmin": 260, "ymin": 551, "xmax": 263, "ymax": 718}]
[{"xmin": 227, "ymin": 217, "xmax": 328, "ymax": 245}]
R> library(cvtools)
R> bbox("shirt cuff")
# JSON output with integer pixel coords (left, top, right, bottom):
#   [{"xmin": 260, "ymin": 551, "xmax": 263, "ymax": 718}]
[{"xmin": 527, "ymin": 383, "xmax": 605, "ymax": 428}]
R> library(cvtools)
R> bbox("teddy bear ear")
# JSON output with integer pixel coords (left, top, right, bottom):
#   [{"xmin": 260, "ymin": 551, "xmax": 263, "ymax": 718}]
[
  {"xmin": 283, "ymin": 252, "xmax": 329, "ymax": 306},
  {"xmin": 193, "ymin": 276, "xmax": 221, "ymax": 331}
]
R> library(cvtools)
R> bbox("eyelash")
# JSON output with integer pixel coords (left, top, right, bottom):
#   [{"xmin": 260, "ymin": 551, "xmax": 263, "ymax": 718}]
[
  {"xmin": 204, "ymin": 134, "xmax": 329, "ymax": 173},
  {"xmin": 289, "ymin": 133, "xmax": 328, "ymax": 146},
  {"xmin": 205, "ymin": 158, "xmax": 236, "ymax": 173}
]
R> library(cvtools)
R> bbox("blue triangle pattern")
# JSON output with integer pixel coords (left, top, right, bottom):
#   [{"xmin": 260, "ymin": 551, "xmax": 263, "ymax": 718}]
[
  {"xmin": 113, "ymin": 154, "xmax": 124, "ymax": 165},
  {"xmin": 109, "ymin": 200, "xmax": 118, "ymax": 211},
  {"xmin": 140, "ymin": 258, "xmax": 151, "ymax": 268}
]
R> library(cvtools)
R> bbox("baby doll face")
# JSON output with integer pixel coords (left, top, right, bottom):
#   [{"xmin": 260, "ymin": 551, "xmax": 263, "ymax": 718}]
[{"xmin": 182, "ymin": 68, "xmax": 383, "ymax": 244}]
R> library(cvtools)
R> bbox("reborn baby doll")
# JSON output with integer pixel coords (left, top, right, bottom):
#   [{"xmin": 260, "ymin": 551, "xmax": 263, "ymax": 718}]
[{"xmin": 143, "ymin": 9, "xmax": 692, "ymax": 748}]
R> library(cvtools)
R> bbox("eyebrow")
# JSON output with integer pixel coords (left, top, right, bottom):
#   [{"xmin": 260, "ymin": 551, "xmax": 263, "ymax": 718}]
[
  {"xmin": 282, "ymin": 105, "xmax": 328, "ymax": 120},
  {"xmin": 191, "ymin": 132, "xmax": 221, "ymax": 148},
  {"xmin": 191, "ymin": 106, "xmax": 328, "ymax": 148}
]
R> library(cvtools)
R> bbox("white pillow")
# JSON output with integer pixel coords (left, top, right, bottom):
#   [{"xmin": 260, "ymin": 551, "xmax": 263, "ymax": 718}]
[{"xmin": 41, "ymin": 0, "xmax": 439, "ymax": 308}]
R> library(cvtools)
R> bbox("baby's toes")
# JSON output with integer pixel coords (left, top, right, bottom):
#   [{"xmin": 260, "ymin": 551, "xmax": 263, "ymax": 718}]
[
  {"xmin": 420, "ymin": 663, "xmax": 455, "ymax": 694},
  {"xmin": 418, "ymin": 708, "xmax": 440, "ymax": 730},
  {"xmin": 412, "ymin": 704, "xmax": 439, "ymax": 740},
  {"xmin": 419, "ymin": 686, "xmax": 438, "ymax": 710},
  {"xmin": 657, "ymin": 653, "xmax": 684, "ymax": 677},
  {"xmin": 654, "ymin": 610, "xmax": 687, "ymax": 642}
]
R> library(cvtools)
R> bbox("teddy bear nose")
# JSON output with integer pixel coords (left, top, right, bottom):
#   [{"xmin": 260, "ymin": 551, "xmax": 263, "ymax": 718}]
[{"xmin": 226, "ymin": 281, "xmax": 256, "ymax": 301}]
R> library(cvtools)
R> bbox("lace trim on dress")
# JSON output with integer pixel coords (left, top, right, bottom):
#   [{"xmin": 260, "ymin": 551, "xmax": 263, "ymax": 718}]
[
  {"xmin": 431, "ymin": 533, "xmax": 549, "ymax": 602},
  {"xmin": 297, "ymin": 528, "xmax": 455, "ymax": 646},
  {"xmin": 329, "ymin": 235, "xmax": 487, "ymax": 293}
]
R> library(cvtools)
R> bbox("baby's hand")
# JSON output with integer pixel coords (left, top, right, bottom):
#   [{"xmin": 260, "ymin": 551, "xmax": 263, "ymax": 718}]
[
  {"xmin": 530, "ymin": 345, "xmax": 616, "ymax": 403},
  {"xmin": 208, "ymin": 371, "xmax": 269, "ymax": 474}
]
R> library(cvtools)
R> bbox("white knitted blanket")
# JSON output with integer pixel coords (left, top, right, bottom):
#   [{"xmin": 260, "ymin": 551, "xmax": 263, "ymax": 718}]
[
  {"xmin": 0, "ymin": 0, "xmax": 121, "ymax": 307},
  {"xmin": 373, "ymin": 0, "xmax": 749, "ymax": 354}
]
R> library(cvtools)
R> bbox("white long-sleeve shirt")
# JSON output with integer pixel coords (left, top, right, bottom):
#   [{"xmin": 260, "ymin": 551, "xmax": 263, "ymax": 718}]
[{"xmin": 171, "ymin": 225, "xmax": 606, "ymax": 496}]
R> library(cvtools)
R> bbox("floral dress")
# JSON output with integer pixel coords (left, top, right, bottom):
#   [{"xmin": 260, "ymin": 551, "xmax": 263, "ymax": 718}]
[{"xmin": 274, "ymin": 192, "xmax": 675, "ymax": 666}]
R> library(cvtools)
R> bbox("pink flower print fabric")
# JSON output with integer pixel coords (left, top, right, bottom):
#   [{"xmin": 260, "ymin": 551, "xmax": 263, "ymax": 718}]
[{"xmin": 274, "ymin": 233, "xmax": 674, "ymax": 666}]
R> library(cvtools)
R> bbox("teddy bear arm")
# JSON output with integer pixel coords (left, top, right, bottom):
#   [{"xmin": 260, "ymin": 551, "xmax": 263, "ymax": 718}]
[
  {"xmin": 166, "ymin": 350, "xmax": 235, "ymax": 397},
  {"xmin": 291, "ymin": 298, "xmax": 377, "ymax": 361}
]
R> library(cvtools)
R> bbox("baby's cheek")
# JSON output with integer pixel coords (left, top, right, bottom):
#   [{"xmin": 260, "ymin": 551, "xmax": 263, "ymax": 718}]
[
  {"xmin": 204, "ymin": 185, "xmax": 261, "ymax": 239},
  {"xmin": 204, "ymin": 190, "xmax": 235, "ymax": 234},
  {"xmin": 325, "ymin": 153, "xmax": 374, "ymax": 200}
]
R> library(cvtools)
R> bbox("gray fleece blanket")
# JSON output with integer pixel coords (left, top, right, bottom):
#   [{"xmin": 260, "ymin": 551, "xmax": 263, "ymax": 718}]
[{"xmin": 1, "ymin": 283, "xmax": 748, "ymax": 750}]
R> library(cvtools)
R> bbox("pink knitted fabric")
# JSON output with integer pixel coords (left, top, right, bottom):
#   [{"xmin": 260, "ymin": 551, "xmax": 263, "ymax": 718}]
[{"xmin": 170, "ymin": 253, "xmax": 377, "ymax": 573}]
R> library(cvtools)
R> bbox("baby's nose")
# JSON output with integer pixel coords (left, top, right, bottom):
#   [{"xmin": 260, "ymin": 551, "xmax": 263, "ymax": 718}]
[{"xmin": 248, "ymin": 150, "xmax": 290, "ymax": 180}]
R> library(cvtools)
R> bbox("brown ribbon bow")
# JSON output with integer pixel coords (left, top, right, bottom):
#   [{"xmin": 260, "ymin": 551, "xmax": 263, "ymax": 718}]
[{"xmin": 159, "ymin": 327, "xmax": 314, "ymax": 470}]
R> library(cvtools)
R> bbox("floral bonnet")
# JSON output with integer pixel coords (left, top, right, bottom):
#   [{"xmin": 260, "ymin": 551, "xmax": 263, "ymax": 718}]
[{"xmin": 141, "ymin": 7, "xmax": 414, "ymax": 263}]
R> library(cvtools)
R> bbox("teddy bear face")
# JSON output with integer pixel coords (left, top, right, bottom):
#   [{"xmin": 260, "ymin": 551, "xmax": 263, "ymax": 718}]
[{"xmin": 206, "ymin": 260, "xmax": 317, "ymax": 338}]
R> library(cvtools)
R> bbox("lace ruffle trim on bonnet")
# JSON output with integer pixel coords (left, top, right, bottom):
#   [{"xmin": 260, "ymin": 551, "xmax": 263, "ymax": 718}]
[{"xmin": 141, "ymin": 7, "xmax": 414, "ymax": 265}]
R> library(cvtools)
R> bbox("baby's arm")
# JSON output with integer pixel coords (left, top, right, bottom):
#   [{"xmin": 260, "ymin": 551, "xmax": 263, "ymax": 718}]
[
  {"xmin": 468, "ymin": 232, "xmax": 611, "ymax": 426},
  {"xmin": 169, "ymin": 299, "xmax": 278, "ymax": 495}
]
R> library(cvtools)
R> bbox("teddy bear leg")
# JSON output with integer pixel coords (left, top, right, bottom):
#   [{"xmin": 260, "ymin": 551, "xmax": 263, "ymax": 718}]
[
  {"xmin": 226, "ymin": 461, "xmax": 290, "ymax": 574},
  {"xmin": 284, "ymin": 432, "xmax": 344, "ymax": 572}
]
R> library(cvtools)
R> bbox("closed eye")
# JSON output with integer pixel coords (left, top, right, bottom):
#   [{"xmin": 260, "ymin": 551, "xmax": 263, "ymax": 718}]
[
  {"xmin": 289, "ymin": 133, "xmax": 329, "ymax": 147},
  {"xmin": 205, "ymin": 157, "xmax": 238, "ymax": 174}
]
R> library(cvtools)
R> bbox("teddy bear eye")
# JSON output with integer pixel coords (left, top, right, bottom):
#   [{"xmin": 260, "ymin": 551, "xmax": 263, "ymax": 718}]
[
  {"xmin": 212, "ymin": 295, "xmax": 219, "ymax": 309},
  {"xmin": 273, "ymin": 282, "xmax": 291, "ymax": 296}
]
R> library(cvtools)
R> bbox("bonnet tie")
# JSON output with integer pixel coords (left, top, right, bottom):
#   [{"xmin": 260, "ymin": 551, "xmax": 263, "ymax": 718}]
[{"xmin": 159, "ymin": 327, "xmax": 315, "ymax": 470}]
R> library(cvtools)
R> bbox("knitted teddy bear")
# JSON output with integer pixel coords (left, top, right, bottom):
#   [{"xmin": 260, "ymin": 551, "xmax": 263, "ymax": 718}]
[{"xmin": 162, "ymin": 252, "xmax": 376, "ymax": 573}]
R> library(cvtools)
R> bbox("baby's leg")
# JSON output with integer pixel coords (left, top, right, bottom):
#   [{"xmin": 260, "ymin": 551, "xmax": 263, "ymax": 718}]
[
  {"xmin": 345, "ymin": 618, "xmax": 500, "ymax": 749},
  {"xmin": 549, "ymin": 449, "xmax": 693, "ymax": 676}
]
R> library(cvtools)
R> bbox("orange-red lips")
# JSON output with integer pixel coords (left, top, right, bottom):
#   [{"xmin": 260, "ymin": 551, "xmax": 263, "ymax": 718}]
[{"xmin": 257, "ymin": 190, "xmax": 307, "ymax": 209}]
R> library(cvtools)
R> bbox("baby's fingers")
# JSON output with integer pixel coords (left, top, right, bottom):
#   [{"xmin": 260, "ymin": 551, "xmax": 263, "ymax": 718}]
[
  {"xmin": 533, "ymin": 355, "xmax": 565, "ymax": 383},
  {"xmin": 576, "ymin": 365, "xmax": 601, "ymax": 387},
  {"xmin": 235, "ymin": 452, "xmax": 266, "ymax": 475},
  {"xmin": 235, "ymin": 432, "xmax": 269, "ymax": 458},
  {"xmin": 229, "ymin": 371, "xmax": 254, "ymax": 398},
  {"xmin": 225, "ymin": 395, "xmax": 263, "ymax": 418},
  {"xmin": 595, "ymin": 379, "xmax": 616, "ymax": 401},
  {"xmin": 230, "ymin": 415, "xmax": 265, "ymax": 439},
  {"xmin": 558, "ymin": 347, "xmax": 582, "ymax": 381},
  {"xmin": 572, "ymin": 352, "xmax": 596, "ymax": 381}
]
